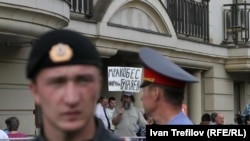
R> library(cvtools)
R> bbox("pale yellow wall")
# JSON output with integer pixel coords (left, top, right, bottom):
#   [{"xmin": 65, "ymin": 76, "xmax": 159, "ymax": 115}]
[
  {"xmin": 203, "ymin": 64, "xmax": 235, "ymax": 124},
  {"xmin": 0, "ymin": 46, "xmax": 35, "ymax": 135}
]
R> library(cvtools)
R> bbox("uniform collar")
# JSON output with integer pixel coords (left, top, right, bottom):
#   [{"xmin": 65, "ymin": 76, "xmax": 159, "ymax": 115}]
[{"xmin": 35, "ymin": 117, "xmax": 119, "ymax": 141}]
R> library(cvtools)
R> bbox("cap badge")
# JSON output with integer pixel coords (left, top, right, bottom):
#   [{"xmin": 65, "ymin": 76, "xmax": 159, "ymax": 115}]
[
  {"xmin": 144, "ymin": 77, "xmax": 155, "ymax": 83},
  {"xmin": 49, "ymin": 43, "xmax": 73, "ymax": 63}
]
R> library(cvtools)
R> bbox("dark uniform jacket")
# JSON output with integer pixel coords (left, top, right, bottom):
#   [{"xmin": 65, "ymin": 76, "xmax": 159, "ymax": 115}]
[{"xmin": 32, "ymin": 117, "xmax": 122, "ymax": 141}]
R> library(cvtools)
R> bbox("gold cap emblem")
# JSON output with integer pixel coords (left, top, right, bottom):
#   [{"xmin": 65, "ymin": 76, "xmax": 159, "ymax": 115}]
[{"xmin": 49, "ymin": 43, "xmax": 73, "ymax": 63}]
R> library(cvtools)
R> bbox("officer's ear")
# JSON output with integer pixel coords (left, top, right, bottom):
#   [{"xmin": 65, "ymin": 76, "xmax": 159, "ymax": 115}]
[
  {"xmin": 29, "ymin": 82, "xmax": 41, "ymax": 105},
  {"xmin": 152, "ymin": 86, "xmax": 161, "ymax": 101}
]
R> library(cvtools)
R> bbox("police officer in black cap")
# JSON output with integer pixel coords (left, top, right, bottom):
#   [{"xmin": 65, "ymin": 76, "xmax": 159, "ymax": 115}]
[
  {"xmin": 26, "ymin": 29, "xmax": 121, "ymax": 141},
  {"xmin": 139, "ymin": 47, "xmax": 198, "ymax": 125}
]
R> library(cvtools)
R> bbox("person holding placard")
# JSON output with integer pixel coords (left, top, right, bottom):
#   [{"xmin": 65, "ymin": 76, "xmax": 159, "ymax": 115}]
[{"xmin": 112, "ymin": 91, "xmax": 147, "ymax": 138}]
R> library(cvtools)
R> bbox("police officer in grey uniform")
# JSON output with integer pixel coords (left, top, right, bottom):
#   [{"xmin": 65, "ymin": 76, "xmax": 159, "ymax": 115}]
[
  {"xmin": 139, "ymin": 47, "xmax": 198, "ymax": 125},
  {"xmin": 26, "ymin": 29, "xmax": 121, "ymax": 141}
]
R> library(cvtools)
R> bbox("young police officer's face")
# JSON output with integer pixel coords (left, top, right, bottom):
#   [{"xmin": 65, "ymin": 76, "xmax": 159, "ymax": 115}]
[{"xmin": 30, "ymin": 65, "xmax": 102, "ymax": 132}]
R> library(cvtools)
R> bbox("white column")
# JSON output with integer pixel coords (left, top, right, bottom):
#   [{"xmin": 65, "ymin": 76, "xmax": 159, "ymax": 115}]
[{"xmin": 188, "ymin": 70, "xmax": 202, "ymax": 124}]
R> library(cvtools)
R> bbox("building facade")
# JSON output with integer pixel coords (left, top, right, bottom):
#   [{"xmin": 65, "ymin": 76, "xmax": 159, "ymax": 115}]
[{"xmin": 0, "ymin": 0, "xmax": 250, "ymax": 135}]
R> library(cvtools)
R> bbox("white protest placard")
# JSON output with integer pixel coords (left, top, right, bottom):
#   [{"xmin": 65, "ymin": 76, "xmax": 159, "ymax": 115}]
[{"xmin": 107, "ymin": 66, "xmax": 143, "ymax": 92}]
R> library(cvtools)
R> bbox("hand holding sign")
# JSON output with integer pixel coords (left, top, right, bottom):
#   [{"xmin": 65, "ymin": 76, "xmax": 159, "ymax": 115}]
[{"xmin": 119, "ymin": 107, "xmax": 125, "ymax": 115}]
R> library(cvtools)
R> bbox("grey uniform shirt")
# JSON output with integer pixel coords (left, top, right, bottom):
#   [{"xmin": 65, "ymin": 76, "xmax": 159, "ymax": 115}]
[{"xmin": 113, "ymin": 104, "xmax": 147, "ymax": 137}]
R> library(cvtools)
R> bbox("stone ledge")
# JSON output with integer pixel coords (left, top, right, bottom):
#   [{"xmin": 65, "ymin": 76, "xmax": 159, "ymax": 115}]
[{"xmin": 0, "ymin": 1, "xmax": 70, "ymax": 38}]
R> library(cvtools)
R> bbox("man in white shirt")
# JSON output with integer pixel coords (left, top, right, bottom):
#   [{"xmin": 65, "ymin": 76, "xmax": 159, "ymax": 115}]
[
  {"xmin": 106, "ymin": 97, "xmax": 117, "ymax": 132},
  {"xmin": 95, "ymin": 96, "xmax": 109, "ymax": 129},
  {"xmin": 0, "ymin": 129, "xmax": 9, "ymax": 141}
]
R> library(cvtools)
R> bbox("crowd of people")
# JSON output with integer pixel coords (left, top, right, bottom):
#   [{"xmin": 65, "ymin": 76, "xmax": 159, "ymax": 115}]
[
  {"xmin": 1, "ymin": 29, "xmax": 250, "ymax": 141},
  {"xmin": 23, "ymin": 29, "xmax": 197, "ymax": 141},
  {"xmin": 200, "ymin": 112, "xmax": 224, "ymax": 125},
  {"xmin": 200, "ymin": 112, "xmax": 250, "ymax": 125},
  {"xmin": 95, "ymin": 92, "xmax": 153, "ymax": 140}
]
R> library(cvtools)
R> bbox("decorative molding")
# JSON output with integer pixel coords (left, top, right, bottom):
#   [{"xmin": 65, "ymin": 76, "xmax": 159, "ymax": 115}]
[{"xmin": 0, "ymin": 2, "xmax": 70, "ymax": 38}]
